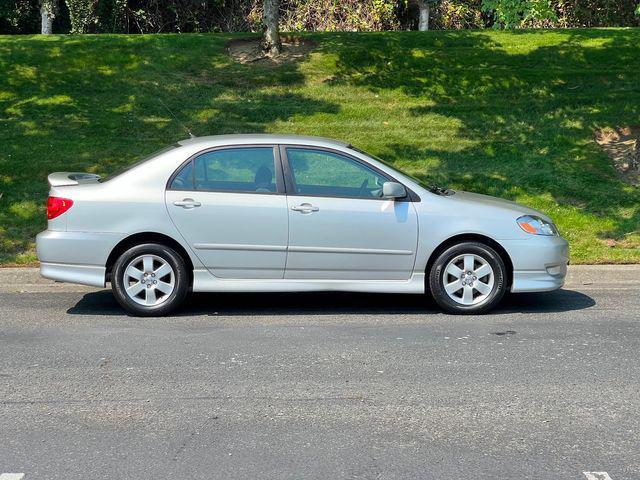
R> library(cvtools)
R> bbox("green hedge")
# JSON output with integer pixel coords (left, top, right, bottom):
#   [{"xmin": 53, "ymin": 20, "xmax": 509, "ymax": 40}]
[{"xmin": 2, "ymin": 0, "xmax": 639, "ymax": 34}]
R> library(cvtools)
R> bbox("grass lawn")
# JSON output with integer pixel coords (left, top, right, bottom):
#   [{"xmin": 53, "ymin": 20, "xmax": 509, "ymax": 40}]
[{"xmin": 0, "ymin": 29, "xmax": 639, "ymax": 265}]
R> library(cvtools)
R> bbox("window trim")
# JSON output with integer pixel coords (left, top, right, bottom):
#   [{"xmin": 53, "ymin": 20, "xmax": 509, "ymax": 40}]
[
  {"xmin": 280, "ymin": 145, "xmax": 418, "ymax": 202},
  {"xmin": 166, "ymin": 144, "xmax": 286, "ymax": 195}
]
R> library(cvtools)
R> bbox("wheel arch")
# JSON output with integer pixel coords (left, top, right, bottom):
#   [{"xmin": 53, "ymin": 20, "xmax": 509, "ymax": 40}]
[
  {"xmin": 105, "ymin": 232, "xmax": 194, "ymax": 286},
  {"xmin": 424, "ymin": 233, "xmax": 514, "ymax": 291}
]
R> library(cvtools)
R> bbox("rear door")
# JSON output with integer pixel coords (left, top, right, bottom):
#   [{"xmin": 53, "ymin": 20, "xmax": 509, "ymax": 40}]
[
  {"xmin": 282, "ymin": 146, "xmax": 419, "ymax": 280},
  {"xmin": 166, "ymin": 145, "xmax": 288, "ymax": 279}
]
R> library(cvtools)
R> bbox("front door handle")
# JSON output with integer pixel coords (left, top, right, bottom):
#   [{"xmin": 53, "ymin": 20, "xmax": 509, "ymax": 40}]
[
  {"xmin": 291, "ymin": 203, "xmax": 319, "ymax": 213},
  {"xmin": 174, "ymin": 198, "xmax": 201, "ymax": 209}
]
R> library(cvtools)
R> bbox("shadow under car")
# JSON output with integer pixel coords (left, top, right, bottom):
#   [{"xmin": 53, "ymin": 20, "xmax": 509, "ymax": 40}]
[{"xmin": 66, "ymin": 288, "xmax": 595, "ymax": 317}]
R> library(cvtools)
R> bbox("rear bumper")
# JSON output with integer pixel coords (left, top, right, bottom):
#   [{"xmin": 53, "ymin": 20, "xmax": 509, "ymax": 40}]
[
  {"xmin": 39, "ymin": 262, "xmax": 106, "ymax": 288},
  {"xmin": 36, "ymin": 229, "xmax": 124, "ymax": 287},
  {"xmin": 502, "ymin": 235, "xmax": 569, "ymax": 293}
]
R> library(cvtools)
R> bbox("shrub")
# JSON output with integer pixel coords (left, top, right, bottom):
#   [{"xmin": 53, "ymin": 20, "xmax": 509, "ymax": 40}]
[
  {"xmin": 481, "ymin": 0, "xmax": 557, "ymax": 28},
  {"xmin": 248, "ymin": 0, "xmax": 400, "ymax": 32}
]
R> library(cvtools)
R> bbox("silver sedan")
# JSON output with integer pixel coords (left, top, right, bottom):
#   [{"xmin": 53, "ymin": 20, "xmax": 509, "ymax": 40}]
[{"xmin": 37, "ymin": 134, "xmax": 569, "ymax": 316}]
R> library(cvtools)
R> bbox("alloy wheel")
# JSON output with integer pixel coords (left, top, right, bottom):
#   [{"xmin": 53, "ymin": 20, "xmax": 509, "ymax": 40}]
[
  {"xmin": 443, "ymin": 253, "xmax": 495, "ymax": 306},
  {"xmin": 122, "ymin": 254, "xmax": 175, "ymax": 306}
]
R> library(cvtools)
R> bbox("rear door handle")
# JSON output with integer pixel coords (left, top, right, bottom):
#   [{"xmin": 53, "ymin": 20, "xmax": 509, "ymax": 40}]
[
  {"xmin": 291, "ymin": 203, "xmax": 319, "ymax": 213},
  {"xmin": 174, "ymin": 198, "xmax": 201, "ymax": 209}
]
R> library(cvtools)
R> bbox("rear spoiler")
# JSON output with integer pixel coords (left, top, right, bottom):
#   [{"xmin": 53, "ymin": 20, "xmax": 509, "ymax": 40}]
[{"xmin": 47, "ymin": 172, "xmax": 101, "ymax": 187}]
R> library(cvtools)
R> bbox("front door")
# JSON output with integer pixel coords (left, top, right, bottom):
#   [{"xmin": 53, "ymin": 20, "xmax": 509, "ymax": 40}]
[
  {"xmin": 166, "ymin": 145, "xmax": 288, "ymax": 279},
  {"xmin": 283, "ymin": 147, "xmax": 419, "ymax": 280}
]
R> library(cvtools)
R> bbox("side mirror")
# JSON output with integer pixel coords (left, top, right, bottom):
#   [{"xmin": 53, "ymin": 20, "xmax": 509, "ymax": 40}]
[{"xmin": 382, "ymin": 181, "xmax": 407, "ymax": 199}]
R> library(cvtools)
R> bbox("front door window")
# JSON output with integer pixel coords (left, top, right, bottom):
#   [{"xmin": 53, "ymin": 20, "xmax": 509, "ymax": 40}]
[{"xmin": 286, "ymin": 148, "xmax": 388, "ymax": 199}]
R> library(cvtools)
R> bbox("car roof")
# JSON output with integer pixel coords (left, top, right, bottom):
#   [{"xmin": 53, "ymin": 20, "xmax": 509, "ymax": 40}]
[{"xmin": 177, "ymin": 134, "xmax": 350, "ymax": 149}]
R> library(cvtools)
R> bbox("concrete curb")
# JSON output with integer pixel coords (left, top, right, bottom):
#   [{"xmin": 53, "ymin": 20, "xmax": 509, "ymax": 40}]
[
  {"xmin": 0, "ymin": 265, "xmax": 638, "ymax": 294},
  {"xmin": 564, "ymin": 264, "xmax": 640, "ymax": 287}
]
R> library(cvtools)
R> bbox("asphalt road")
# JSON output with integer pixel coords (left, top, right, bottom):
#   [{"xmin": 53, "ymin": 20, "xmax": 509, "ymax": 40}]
[{"xmin": 1, "ymin": 267, "xmax": 639, "ymax": 480}]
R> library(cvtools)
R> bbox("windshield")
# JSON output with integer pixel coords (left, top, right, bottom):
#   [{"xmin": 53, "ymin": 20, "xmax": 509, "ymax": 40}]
[
  {"xmin": 99, "ymin": 144, "xmax": 179, "ymax": 182},
  {"xmin": 348, "ymin": 145, "xmax": 426, "ymax": 186},
  {"xmin": 348, "ymin": 145, "xmax": 454, "ymax": 196}
]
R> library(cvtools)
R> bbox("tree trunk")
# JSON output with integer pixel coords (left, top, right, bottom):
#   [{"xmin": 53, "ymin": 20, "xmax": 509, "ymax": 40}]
[
  {"xmin": 263, "ymin": 0, "xmax": 282, "ymax": 56},
  {"xmin": 40, "ymin": 0, "xmax": 57, "ymax": 34},
  {"xmin": 418, "ymin": 0, "xmax": 430, "ymax": 31}
]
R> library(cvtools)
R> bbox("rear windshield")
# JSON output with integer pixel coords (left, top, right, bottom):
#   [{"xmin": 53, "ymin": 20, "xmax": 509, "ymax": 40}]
[{"xmin": 100, "ymin": 144, "xmax": 179, "ymax": 182}]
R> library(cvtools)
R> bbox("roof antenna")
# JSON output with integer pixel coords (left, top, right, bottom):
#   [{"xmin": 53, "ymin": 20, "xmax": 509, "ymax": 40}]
[{"xmin": 158, "ymin": 98, "xmax": 196, "ymax": 139}]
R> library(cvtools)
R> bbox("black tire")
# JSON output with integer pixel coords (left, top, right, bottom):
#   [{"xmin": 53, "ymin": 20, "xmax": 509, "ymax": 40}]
[
  {"xmin": 111, "ymin": 243, "xmax": 189, "ymax": 317},
  {"xmin": 428, "ymin": 241, "xmax": 507, "ymax": 315}
]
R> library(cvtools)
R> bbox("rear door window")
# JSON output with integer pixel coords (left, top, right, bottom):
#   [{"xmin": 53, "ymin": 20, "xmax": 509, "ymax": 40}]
[{"xmin": 169, "ymin": 147, "xmax": 278, "ymax": 193}]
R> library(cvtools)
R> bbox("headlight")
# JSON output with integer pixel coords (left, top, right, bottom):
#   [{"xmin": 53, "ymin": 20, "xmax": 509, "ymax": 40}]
[{"xmin": 517, "ymin": 215, "xmax": 558, "ymax": 236}]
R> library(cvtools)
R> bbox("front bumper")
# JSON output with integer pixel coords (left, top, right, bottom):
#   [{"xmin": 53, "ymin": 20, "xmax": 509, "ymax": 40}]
[
  {"xmin": 36, "ymin": 230, "xmax": 125, "ymax": 288},
  {"xmin": 501, "ymin": 235, "xmax": 569, "ymax": 293}
]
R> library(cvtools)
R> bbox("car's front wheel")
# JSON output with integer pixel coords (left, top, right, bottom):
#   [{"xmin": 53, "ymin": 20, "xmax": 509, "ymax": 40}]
[
  {"xmin": 429, "ymin": 241, "xmax": 507, "ymax": 314},
  {"xmin": 111, "ymin": 243, "xmax": 188, "ymax": 316}
]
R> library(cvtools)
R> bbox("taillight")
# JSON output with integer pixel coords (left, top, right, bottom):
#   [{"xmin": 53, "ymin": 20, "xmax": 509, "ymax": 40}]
[{"xmin": 47, "ymin": 196, "xmax": 73, "ymax": 219}]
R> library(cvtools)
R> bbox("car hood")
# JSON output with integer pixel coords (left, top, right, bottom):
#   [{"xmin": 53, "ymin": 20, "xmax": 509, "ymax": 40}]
[{"xmin": 446, "ymin": 190, "xmax": 552, "ymax": 222}]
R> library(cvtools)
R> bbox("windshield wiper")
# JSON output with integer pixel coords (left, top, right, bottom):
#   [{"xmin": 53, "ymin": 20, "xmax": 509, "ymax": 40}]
[{"xmin": 429, "ymin": 185, "xmax": 454, "ymax": 196}]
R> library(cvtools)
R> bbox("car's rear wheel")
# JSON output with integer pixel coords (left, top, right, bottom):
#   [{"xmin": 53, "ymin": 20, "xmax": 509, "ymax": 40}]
[
  {"xmin": 429, "ymin": 241, "xmax": 507, "ymax": 314},
  {"xmin": 111, "ymin": 243, "xmax": 188, "ymax": 316}
]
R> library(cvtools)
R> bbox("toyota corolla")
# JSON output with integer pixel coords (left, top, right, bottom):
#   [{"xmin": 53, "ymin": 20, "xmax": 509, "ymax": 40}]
[{"xmin": 36, "ymin": 134, "xmax": 569, "ymax": 316}]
